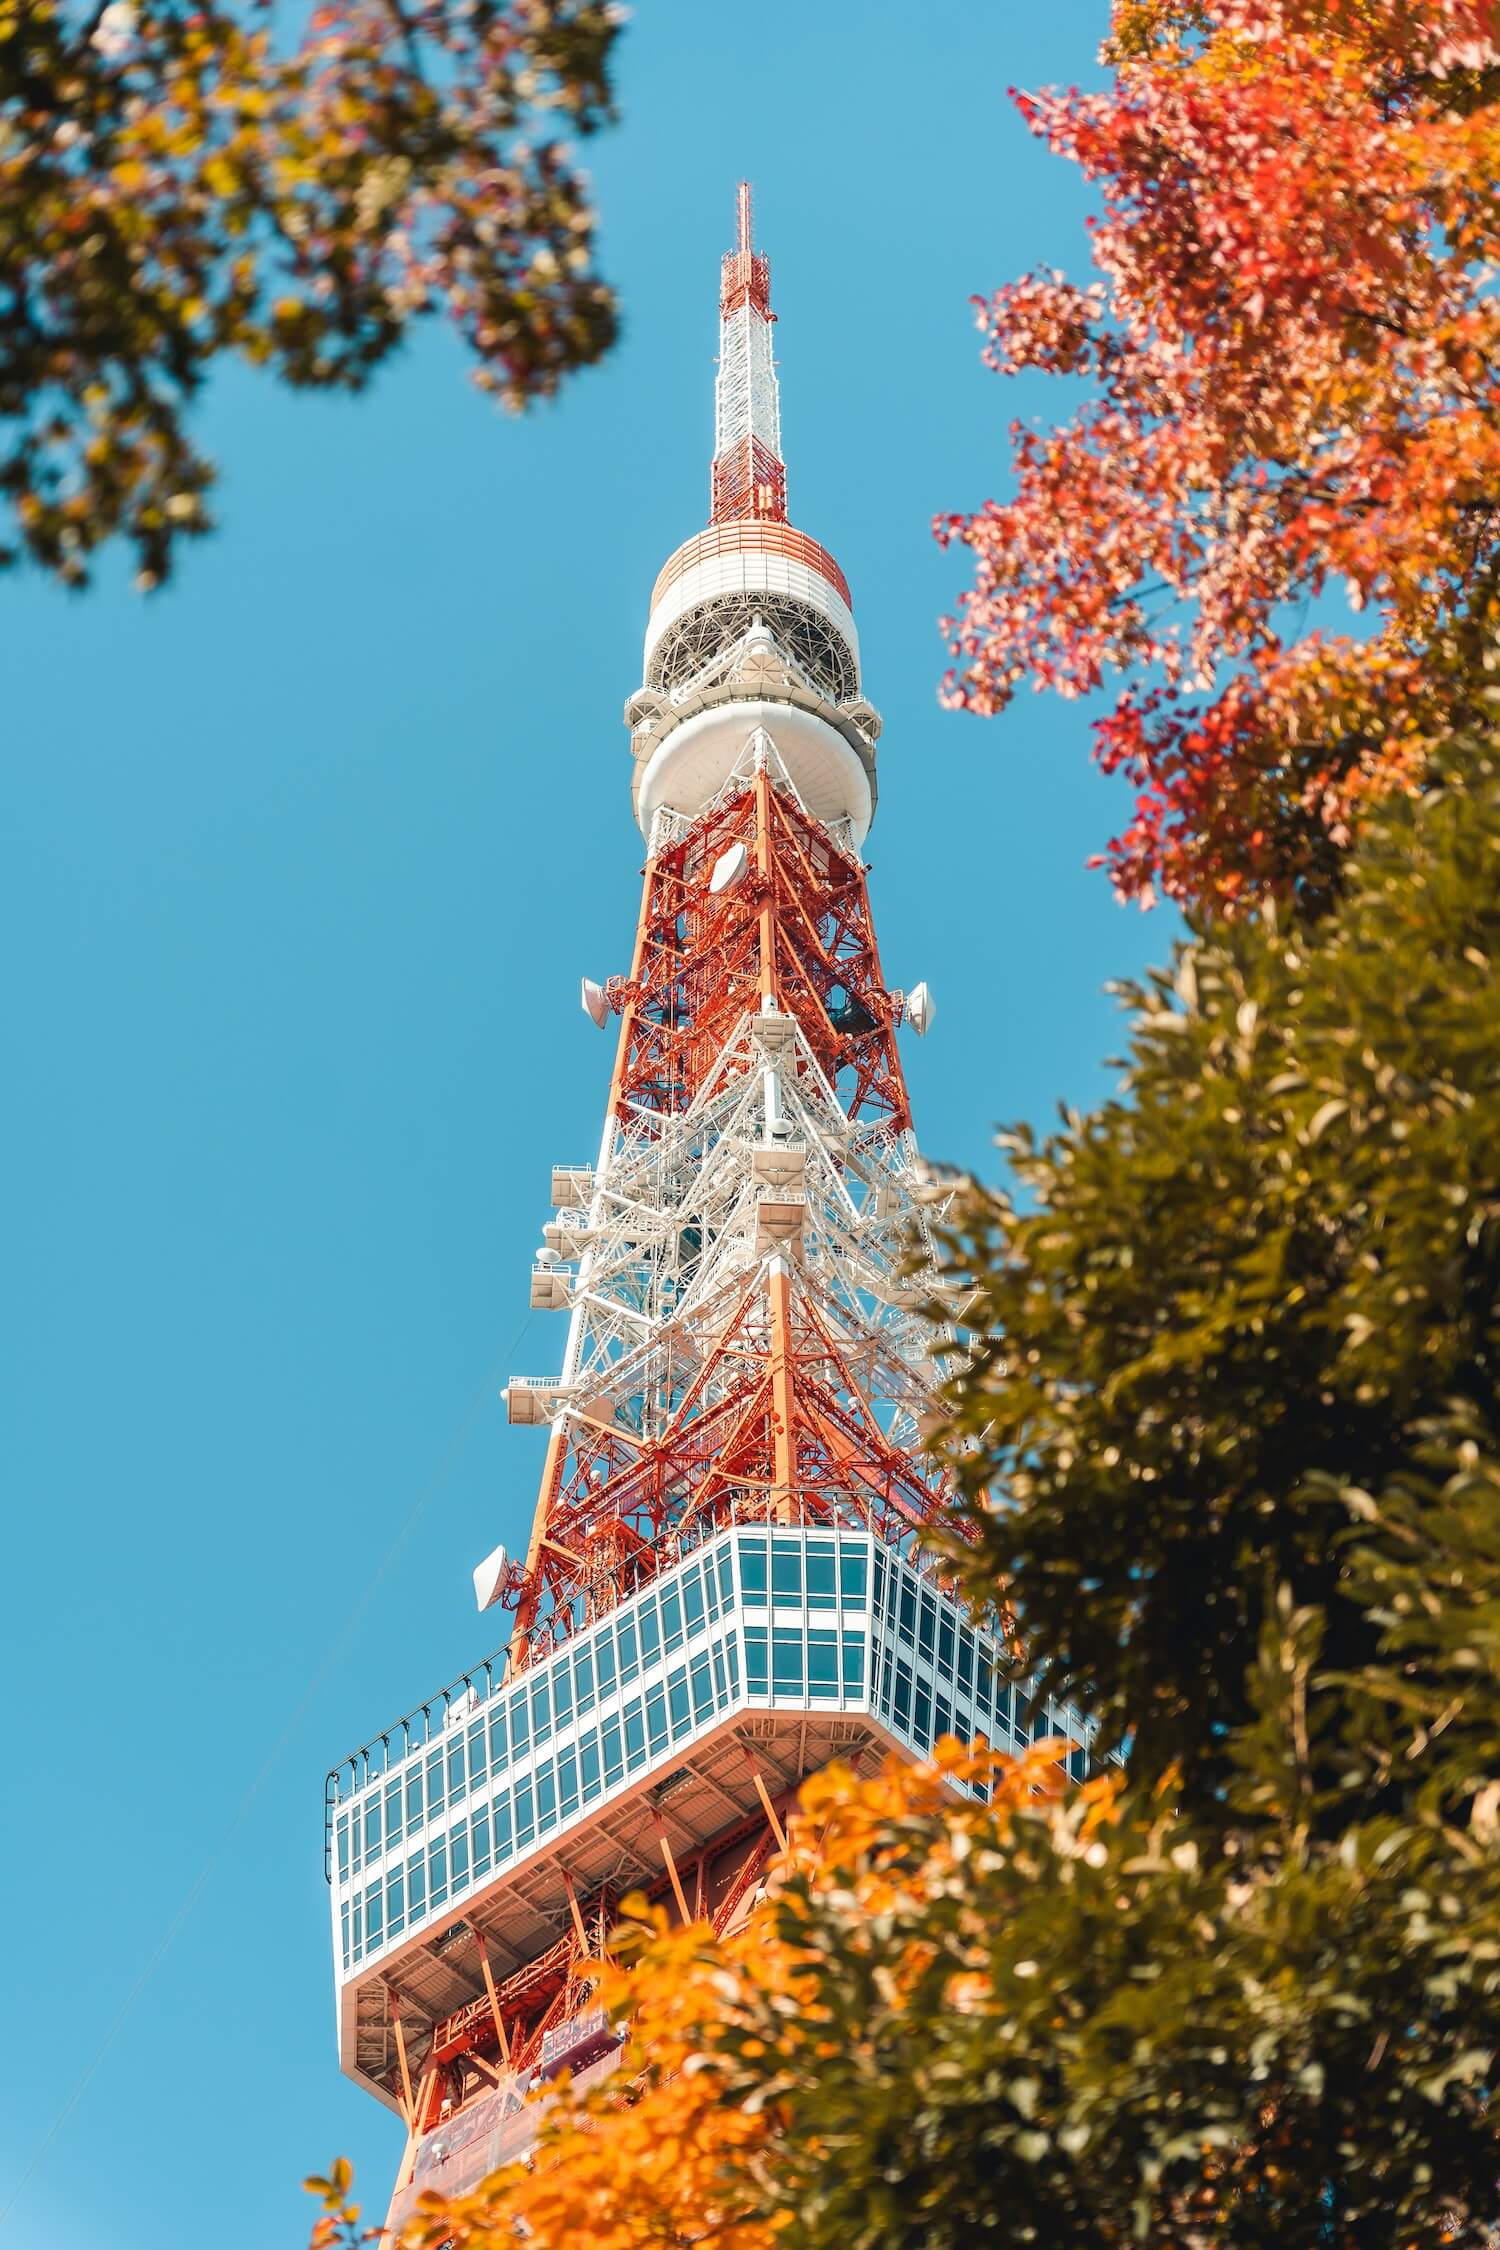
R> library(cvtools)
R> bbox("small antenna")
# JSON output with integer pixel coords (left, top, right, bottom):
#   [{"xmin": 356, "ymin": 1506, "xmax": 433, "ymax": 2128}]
[{"xmin": 736, "ymin": 179, "xmax": 753, "ymax": 258}]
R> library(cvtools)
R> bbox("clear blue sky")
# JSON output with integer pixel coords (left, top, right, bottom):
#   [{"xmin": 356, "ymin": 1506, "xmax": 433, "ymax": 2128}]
[{"xmin": 2, "ymin": 7, "xmax": 1161, "ymax": 2246}]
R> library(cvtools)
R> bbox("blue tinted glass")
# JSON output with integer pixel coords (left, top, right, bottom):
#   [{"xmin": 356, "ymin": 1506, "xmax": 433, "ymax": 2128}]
[
  {"xmin": 660, "ymin": 1586, "xmax": 683, "ymax": 1651},
  {"xmin": 839, "ymin": 1547, "xmax": 868, "ymax": 1603},
  {"xmin": 668, "ymin": 1670, "xmax": 692, "ymax": 1737},
  {"xmin": 807, "ymin": 1629, "xmax": 838, "ymax": 1696},
  {"xmin": 684, "ymin": 1571, "xmax": 705, "ymax": 1635},
  {"xmin": 536, "ymin": 1766, "xmax": 557, "ymax": 1832},
  {"xmin": 772, "ymin": 1627, "xmax": 804, "ymax": 1694},
  {"xmin": 617, "ymin": 1619, "xmax": 639, "ymax": 1683},
  {"xmin": 574, "ymin": 1648, "xmax": 595, "ymax": 1716},
  {"xmin": 739, "ymin": 1537, "xmax": 768, "ymax": 1599},
  {"xmin": 602, "ymin": 1718, "xmax": 623, "ymax": 1783},
  {"xmin": 745, "ymin": 1625, "xmax": 768, "ymax": 1695},
  {"xmin": 581, "ymin": 1738, "xmax": 602, "ymax": 1800},
  {"xmin": 691, "ymin": 1651, "xmax": 714, "ymax": 1723},
  {"xmin": 510, "ymin": 1692, "xmax": 530, "ymax": 1754},
  {"xmin": 771, "ymin": 1540, "xmax": 802, "ymax": 1602},
  {"xmin": 646, "ymin": 1684, "xmax": 669, "ymax": 1754},
  {"xmin": 624, "ymin": 1704, "xmax": 646, "ymax": 1769},
  {"xmin": 530, "ymin": 1679, "xmax": 552, "ymax": 1746},
  {"xmin": 553, "ymin": 1662, "xmax": 573, "ymax": 1726},
  {"xmin": 596, "ymin": 1631, "xmax": 617, "ymax": 1695},
  {"xmin": 638, "ymin": 1600, "xmax": 661, "ymax": 1664},
  {"xmin": 842, "ymin": 1630, "xmax": 865, "ymax": 1694},
  {"xmin": 471, "ymin": 1807, "xmax": 491, "ymax": 1880},
  {"xmin": 513, "ymin": 1777, "xmax": 534, "ymax": 1845},
  {"xmin": 558, "ymin": 1748, "xmax": 579, "ymax": 1816}
]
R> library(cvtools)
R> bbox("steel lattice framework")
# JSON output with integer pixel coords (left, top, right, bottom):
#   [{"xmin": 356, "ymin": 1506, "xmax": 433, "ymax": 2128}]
[
  {"xmin": 507, "ymin": 740, "xmax": 951, "ymax": 1663},
  {"xmin": 321, "ymin": 190, "xmax": 1102, "ymax": 2227}
]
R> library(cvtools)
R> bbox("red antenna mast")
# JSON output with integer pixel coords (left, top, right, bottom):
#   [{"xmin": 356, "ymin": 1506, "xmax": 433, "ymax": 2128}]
[{"xmin": 712, "ymin": 180, "xmax": 786, "ymax": 523}]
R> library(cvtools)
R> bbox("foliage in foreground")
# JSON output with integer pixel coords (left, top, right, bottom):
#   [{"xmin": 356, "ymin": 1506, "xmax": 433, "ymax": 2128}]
[
  {"xmin": 310, "ymin": 734, "xmax": 1500, "ymax": 2245},
  {"xmin": 0, "ymin": 0, "xmax": 620, "ymax": 586},
  {"xmin": 939, "ymin": 0, "xmax": 1500, "ymax": 909}
]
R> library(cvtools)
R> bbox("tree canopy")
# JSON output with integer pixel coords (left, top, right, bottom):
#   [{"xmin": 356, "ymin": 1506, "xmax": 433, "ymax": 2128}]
[
  {"xmin": 0, "ymin": 0, "xmax": 619, "ymax": 586},
  {"xmin": 938, "ymin": 0, "xmax": 1500, "ymax": 910}
]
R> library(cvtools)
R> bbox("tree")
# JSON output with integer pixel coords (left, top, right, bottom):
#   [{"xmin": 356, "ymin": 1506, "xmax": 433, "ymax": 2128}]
[
  {"xmin": 937, "ymin": 0, "xmax": 1500, "ymax": 910},
  {"xmin": 0, "ymin": 0, "xmax": 619, "ymax": 586},
  {"xmin": 310, "ymin": 731, "xmax": 1500, "ymax": 2247}
]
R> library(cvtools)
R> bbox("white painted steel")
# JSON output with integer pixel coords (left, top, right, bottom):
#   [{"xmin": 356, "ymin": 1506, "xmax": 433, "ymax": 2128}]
[
  {"xmin": 636, "ymin": 703, "xmax": 873, "ymax": 837},
  {"xmin": 644, "ymin": 548, "xmax": 859, "ymax": 681}
]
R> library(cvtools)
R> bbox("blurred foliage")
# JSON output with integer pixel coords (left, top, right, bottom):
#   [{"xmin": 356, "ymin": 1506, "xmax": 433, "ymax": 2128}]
[{"xmin": 0, "ymin": 0, "xmax": 620, "ymax": 586}]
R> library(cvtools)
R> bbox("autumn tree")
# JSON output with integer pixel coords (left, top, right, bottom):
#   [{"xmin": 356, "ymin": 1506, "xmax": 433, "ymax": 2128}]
[
  {"xmin": 0, "ymin": 0, "xmax": 619, "ymax": 586},
  {"xmin": 938, "ymin": 0, "xmax": 1500, "ymax": 909}
]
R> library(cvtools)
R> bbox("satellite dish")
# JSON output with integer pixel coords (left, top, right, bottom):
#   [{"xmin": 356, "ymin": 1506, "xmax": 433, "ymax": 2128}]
[
  {"xmin": 905, "ymin": 981, "xmax": 936, "ymax": 1037},
  {"xmin": 580, "ymin": 977, "xmax": 609, "ymax": 1029},
  {"xmin": 472, "ymin": 1541, "xmax": 509, "ymax": 1613},
  {"xmin": 709, "ymin": 841, "xmax": 749, "ymax": 895}
]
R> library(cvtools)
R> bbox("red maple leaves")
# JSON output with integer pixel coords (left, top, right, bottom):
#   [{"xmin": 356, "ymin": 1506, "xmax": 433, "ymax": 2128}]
[{"xmin": 939, "ymin": 0, "xmax": 1500, "ymax": 909}]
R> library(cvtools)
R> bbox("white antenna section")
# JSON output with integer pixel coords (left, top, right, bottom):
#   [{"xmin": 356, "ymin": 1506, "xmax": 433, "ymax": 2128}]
[
  {"xmin": 471, "ymin": 1541, "xmax": 510, "ymax": 1613},
  {"xmin": 905, "ymin": 981, "xmax": 936, "ymax": 1037}
]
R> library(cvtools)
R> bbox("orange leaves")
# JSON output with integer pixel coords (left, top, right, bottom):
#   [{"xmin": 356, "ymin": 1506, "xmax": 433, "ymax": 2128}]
[{"xmin": 940, "ymin": 0, "xmax": 1500, "ymax": 910}]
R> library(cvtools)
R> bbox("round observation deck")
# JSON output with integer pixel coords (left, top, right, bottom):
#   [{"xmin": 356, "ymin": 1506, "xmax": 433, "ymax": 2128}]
[{"xmin": 644, "ymin": 522, "xmax": 860, "ymax": 704}]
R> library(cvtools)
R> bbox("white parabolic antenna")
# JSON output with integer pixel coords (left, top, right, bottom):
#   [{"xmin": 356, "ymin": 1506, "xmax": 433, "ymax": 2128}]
[
  {"xmin": 906, "ymin": 981, "xmax": 936, "ymax": 1037},
  {"xmin": 709, "ymin": 840, "xmax": 749, "ymax": 895},
  {"xmin": 472, "ymin": 1540, "xmax": 510, "ymax": 1613},
  {"xmin": 580, "ymin": 977, "xmax": 609, "ymax": 1029}
]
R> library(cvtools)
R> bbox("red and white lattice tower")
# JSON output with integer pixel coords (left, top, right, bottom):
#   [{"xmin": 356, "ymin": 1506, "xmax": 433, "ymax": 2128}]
[{"xmin": 323, "ymin": 189, "xmax": 1095, "ymax": 2228}]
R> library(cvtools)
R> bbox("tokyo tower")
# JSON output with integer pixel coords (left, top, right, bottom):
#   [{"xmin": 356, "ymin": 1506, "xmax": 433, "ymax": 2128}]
[{"xmin": 323, "ymin": 186, "xmax": 1096, "ymax": 2232}]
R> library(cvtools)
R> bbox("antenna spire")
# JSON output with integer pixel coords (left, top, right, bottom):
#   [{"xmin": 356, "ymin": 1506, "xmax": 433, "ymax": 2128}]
[{"xmin": 711, "ymin": 181, "xmax": 787, "ymax": 524}]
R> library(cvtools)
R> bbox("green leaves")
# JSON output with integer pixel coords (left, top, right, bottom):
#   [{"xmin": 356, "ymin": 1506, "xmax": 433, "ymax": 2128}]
[{"xmin": 0, "ymin": 0, "xmax": 621, "ymax": 586}]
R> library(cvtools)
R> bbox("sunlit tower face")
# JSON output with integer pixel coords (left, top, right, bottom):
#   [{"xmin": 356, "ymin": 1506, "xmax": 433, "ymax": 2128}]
[{"xmin": 321, "ymin": 187, "xmax": 1099, "ymax": 2230}]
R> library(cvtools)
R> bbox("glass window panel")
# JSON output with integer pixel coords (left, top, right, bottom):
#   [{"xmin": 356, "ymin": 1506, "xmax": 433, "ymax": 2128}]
[
  {"xmin": 807, "ymin": 1628, "xmax": 838, "ymax": 1697},
  {"xmin": 718, "ymin": 1546, "xmax": 735, "ymax": 1604},
  {"xmin": 879, "ymin": 1645, "xmax": 894, "ymax": 1715},
  {"xmin": 337, "ymin": 1820, "xmax": 350, "ymax": 1881},
  {"xmin": 472, "ymin": 1807, "xmax": 491, "ymax": 1880},
  {"xmin": 668, "ymin": 1669, "xmax": 692, "ymax": 1738},
  {"xmin": 914, "ymin": 1680, "xmax": 933, "ymax": 1745},
  {"xmin": 406, "ymin": 1771, "xmax": 424, "ymax": 1837},
  {"xmin": 646, "ymin": 1684, "xmax": 669, "ymax": 1754},
  {"xmin": 364, "ymin": 1800, "xmax": 382, "ymax": 1857},
  {"xmin": 712, "ymin": 1644, "xmax": 728, "ymax": 1704},
  {"xmin": 839, "ymin": 1547, "xmax": 868, "ymax": 1604},
  {"xmin": 725, "ymin": 1630, "xmax": 740, "ymax": 1695},
  {"xmin": 367, "ymin": 1887, "xmax": 384, "ymax": 1945},
  {"xmin": 638, "ymin": 1600, "xmax": 661, "ymax": 1666},
  {"xmin": 341, "ymin": 1902, "xmax": 350, "ymax": 1970},
  {"xmin": 873, "ymin": 1547, "xmax": 887, "ymax": 1607},
  {"xmin": 493, "ymin": 1794, "xmax": 513, "ymax": 1860},
  {"xmin": 974, "ymin": 1650, "xmax": 994, "ymax": 1715},
  {"xmin": 772, "ymin": 1626, "xmax": 804, "ymax": 1695},
  {"xmin": 558, "ymin": 1748, "xmax": 579, "ymax": 1819},
  {"xmin": 581, "ymin": 1737, "xmax": 602, "ymax": 1802},
  {"xmin": 447, "ymin": 1742, "xmax": 466, "ymax": 1805},
  {"xmin": 596, "ymin": 1631, "xmax": 617, "ymax": 1697},
  {"xmin": 691, "ymin": 1650, "xmax": 714, "ymax": 1723},
  {"xmin": 427, "ymin": 1839, "xmax": 447, "ymax": 1907},
  {"xmin": 745, "ymin": 1625, "xmax": 768, "ymax": 1696},
  {"xmin": 898, "ymin": 1581, "xmax": 917, "ymax": 1646},
  {"xmin": 918, "ymin": 1593, "xmax": 937, "ymax": 1660},
  {"xmin": 771, "ymin": 1539, "xmax": 802, "ymax": 1603},
  {"xmin": 467, "ymin": 1719, "xmax": 487, "ymax": 1788},
  {"xmin": 617, "ymin": 1619, "xmax": 639, "ymax": 1684},
  {"xmin": 536, "ymin": 1765, "xmax": 557, "ymax": 1833},
  {"xmin": 488, "ymin": 1708, "xmax": 508, "ymax": 1772},
  {"xmin": 937, "ymin": 1617, "xmax": 956, "ymax": 1679},
  {"xmin": 893, "ymin": 1659, "xmax": 913, "ymax": 1726},
  {"xmin": 683, "ymin": 1570, "xmax": 705, "ymax": 1636},
  {"xmin": 1013, "ymin": 1691, "xmax": 1030, "ymax": 1743},
  {"xmin": 451, "ymin": 1827, "xmax": 470, "ymax": 1886},
  {"xmin": 553, "ymin": 1662, "xmax": 573, "ymax": 1727},
  {"xmin": 624, "ymin": 1702, "xmax": 646, "ymax": 1770},
  {"xmin": 530, "ymin": 1679, "xmax": 552, "ymax": 1748},
  {"xmin": 842, "ymin": 1630, "xmax": 865, "ymax": 1695},
  {"xmin": 574, "ymin": 1647, "xmax": 595, "ymax": 1718},
  {"xmin": 660, "ymin": 1586, "xmax": 684, "ymax": 1653},
  {"xmin": 408, "ymin": 1853, "xmax": 426, "ymax": 1918},
  {"xmin": 1069, "ymin": 1747, "xmax": 1087, "ymax": 1782},
  {"xmin": 956, "ymin": 1631, "xmax": 974, "ymax": 1694},
  {"xmin": 806, "ymin": 1544, "xmax": 836, "ymax": 1609},
  {"xmin": 385, "ymin": 1778, "xmax": 403, "ymax": 1836},
  {"xmin": 510, "ymin": 1692, "xmax": 530, "ymax": 1756},
  {"xmin": 513, "ymin": 1776, "xmax": 534, "ymax": 1847},
  {"xmin": 352, "ymin": 1900, "xmax": 363, "ymax": 1956},
  {"xmin": 738, "ymin": 1536, "xmax": 768, "ymax": 1600},
  {"xmin": 385, "ymin": 1868, "xmax": 405, "ymax": 1941},
  {"xmin": 936, "ymin": 1695, "xmax": 954, "ymax": 1743}
]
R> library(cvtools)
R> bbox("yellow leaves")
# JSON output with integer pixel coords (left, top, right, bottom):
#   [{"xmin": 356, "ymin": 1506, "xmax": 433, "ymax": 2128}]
[{"xmin": 201, "ymin": 154, "xmax": 238, "ymax": 199}]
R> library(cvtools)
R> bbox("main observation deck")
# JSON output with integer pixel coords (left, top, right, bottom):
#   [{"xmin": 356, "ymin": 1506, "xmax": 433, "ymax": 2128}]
[{"xmin": 326, "ymin": 1523, "xmax": 1096, "ymax": 2110}]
